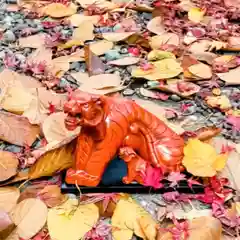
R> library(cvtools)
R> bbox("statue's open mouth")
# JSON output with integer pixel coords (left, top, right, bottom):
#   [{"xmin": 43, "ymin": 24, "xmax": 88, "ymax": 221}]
[{"xmin": 64, "ymin": 114, "xmax": 83, "ymax": 131}]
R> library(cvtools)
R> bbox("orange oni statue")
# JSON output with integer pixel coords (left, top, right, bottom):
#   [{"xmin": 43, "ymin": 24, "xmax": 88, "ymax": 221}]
[{"xmin": 64, "ymin": 90, "xmax": 185, "ymax": 187}]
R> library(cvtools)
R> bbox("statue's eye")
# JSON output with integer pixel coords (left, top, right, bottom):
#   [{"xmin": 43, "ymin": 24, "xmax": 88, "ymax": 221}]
[{"xmin": 83, "ymin": 103, "xmax": 89, "ymax": 108}]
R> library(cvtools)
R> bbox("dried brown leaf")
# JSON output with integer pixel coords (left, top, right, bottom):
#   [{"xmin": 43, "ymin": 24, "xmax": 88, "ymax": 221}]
[
  {"xmin": 84, "ymin": 45, "xmax": 105, "ymax": 76},
  {"xmin": 42, "ymin": 112, "xmax": 81, "ymax": 143},
  {"xmin": 125, "ymin": 33, "xmax": 150, "ymax": 48},
  {"xmin": 38, "ymin": 185, "xmax": 68, "ymax": 207},
  {"xmin": 42, "ymin": 3, "xmax": 77, "ymax": 18},
  {"xmin": 28, "ymin": 142, "xmax": 74, "ymax": 179},
  {"xmin": 67, "ymin": 14, "xmax": 100, "ymax": 27},
  {"xmin": 18, "ymin": 33, "xmax": 46, "ymax": 49},
  {"xmin": 217, "ymin": 67, "xmax": 240, "ymax": 85},
  {"xmin": 0, "ymin": 151, "xmax": 18, "ymax": 182},
  {"xmin": 11, "ymin": 198, "xmax": 48, "ymax": 239},
  {"xmin": 147, "ymin": 16, "xmax": 165, "ymax": 35},
  {"xmin": 150, "ymin": 33, "xmax": 180, "ymax": 49},
  {"xmin": 0, "ymin": 111, "xmax": 40, "ymax": 146},
  {"xmin": 0, "ymin": 187, "xmax": 20, "ymax": 213}
]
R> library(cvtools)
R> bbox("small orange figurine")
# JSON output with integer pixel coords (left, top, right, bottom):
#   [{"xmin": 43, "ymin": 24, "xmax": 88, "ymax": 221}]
[{"xmin": 64, "ymin": 90, "xmax": 185, "ymax": 186}]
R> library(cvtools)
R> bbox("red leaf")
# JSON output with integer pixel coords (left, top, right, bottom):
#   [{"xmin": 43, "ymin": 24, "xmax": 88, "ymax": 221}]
[
  {"xmin": 187, "ymin": 178, "xmax": 202, "ymax": 189},
  {"xmin": 226, "ymin": 115, "xmax": 240, "ymax": 131},
  {"xmin": 167, "ymin": 172, "xmax": 186, "ymax": 188},
  {"xmin": 142, "ymin": 164, "xmax": 164, "ymax": 189}
]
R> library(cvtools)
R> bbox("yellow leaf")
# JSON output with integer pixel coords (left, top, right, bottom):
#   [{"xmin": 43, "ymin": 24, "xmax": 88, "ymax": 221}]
[
  {"xmin": 209, "ymin": 41, "xmax": 227, "ymax": 51},
  {"xmin": 43, "ymin": 3, "xmax": 77, "ymax": 18},
  {"xmin": 150, "ymin": 33, "xmax": 180, "ymax": 49},
  {"xmin": 102, "ymin": 32, "xmax": 135, "ymax": 42},
  {"xmin": 72, "ymin": 21, "xmax": 94, "ymax": 42},
  {"xmin": 183, "ymin": 139, "xmax": 227, "ymax": 177},
  {"xmin": 47, "ymin": 200, "xmax": 99, "ymax": 240},
  {"xmin": 188, "ymin": 8, "xmax": 205, "ymax": 23},
  {"xmin": 132, "ymin": 59, "xmax": 182, "ymax": 80},
  {"xmin": 147, "ymin": 50, "xmax": 176, "ymax": 61},
  {"xmin": 111, "ymin": 198, "xmax": 157, "ymax": 240},
  {"xmin": 206, "ymin": 95, "xmax": 232, "ymax": 110},
  {"xmin": 58, "ymin": 39, "xmax": 83, "ymax": 50}
]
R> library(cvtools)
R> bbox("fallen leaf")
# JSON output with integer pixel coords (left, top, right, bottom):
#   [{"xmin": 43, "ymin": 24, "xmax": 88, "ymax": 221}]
[
  {"xmin": 22, "ymin": 90, "xmax": 48, "ymax": 125},
  {"xmin": 38, "ymin": 185, "xmax": 68, "ymax": 208},
  {"xmin": 112, "ymin": 198, "xmax": 157, "ymax": 240},
  {"xmin": 84, "ymin": 45, "xmax": 105, "ymax": 76},
  {"xmin": 142, "ymin": 164, "xmax": 163, "ymax": 189},
  {"xmin": 0, "ymin": 187, "xmax": 20, "ymax": 213},
  {"xmin": 28, "ymin": 142, "xmax": 74, "ymax": 179},
  {"xmin": 138, "ymin": 87, "xmax": 169, "ymax": 100},
  {"xmin": 217, "ymin": 67, "xmax": 240, "ymax": 85},
  {"xmin": 108, "ymin": 56, "xmax": 140, "ymax": 66},
  {"xmin": 188, "ymin": 8, "xmax": 205, "ymax": 23},
  {"xmin": 42, "ymin": 3, "xmax": 77, "ymax": 18},
  {"xmin": 183, "ymin": 139, "xmax": 228, "ymax": 177},
  {"xmin": 191, "ymin": 52, "xmax": 218, "ymax": 65},
  {"xmin": 150, "ymin": 33, "xmax": 180, "ymax": 49},
  {"xmin": 0, "ymin": 111, "xmax": 40, "ymax": 146},
  {"xmin": 228, "ymin": 36, "xmax": 240, "ymax": 49},
  {"xmin": 132, "ymin": 59, "xmax": 182, "ymax": 80},
  {"xmin": 57, "ymin": 39, "xmax": 84, "ymax": 50},
  {"xmin": 0, "ymin": 151, "xmax": 18, "ymax": 182},
  {"xmin": 76, "ymin": 0, "xmax": 116, "ymax": 9},
  {"xmin": 147, "ymin": 16, "xmax": 165, "ymax": 35},
  {"xmin": 18, "ymin": 33, "xmax": 46, "ymax": 48},
  {"xmin": 70, "ymin": 71, "xmax": 89, "ymax": 84},
  {"xmin": 102, "ymin": 32, "xmax": 135, "ymax": 42},
  {"xmin": 0, "ymin": 210, "xmax": 13, "ymax": 232},
  {"xmin": 218, "ymin": 151, "xmax": 240, "ymax": 191},
  {"xmin": 42, "ymin": 112, "xmax": 81, "ymax": 143},
  {"xmin": 125, "ymin": 33, "xmax": 150, "ymax": 49},
  {"xmin": 206, "ymin": 95, "xmax": 232, "ymax": 110},
  {"xmin": 147, "ymin": 50, "xmax": 176, "ymax": 61},
  {"xmin": 11, "ymin": 198, "xmax": 48, "ymax": 239},
  {"xmin": 188, "ymin": 63, "xmax": 212, "ymax": 79},
  {"xmin": 47, "ymin": 200, "xmax": 99, "ymax": 240},
  {"xmin": 79, "ymin": 84, "xmax": 126, "ymax": 95},
  {"xmin": 67, "ymin": 14, "xmax": 100, "ymax": 27},
  {"xmin": 89, "ymin": 40, "xmax": 114, "ymax": 55},
  {"xmin": 52, "ymin": 50, "xmax": 85, "ymax": 63},
  {"xmin": 167, "ymin": 172, "xmax": 186, "ymax": 188},
  {"xmin": 209, "ymin": 41, "xmax": 227, "ymax": 51},
  {"xmin": 72, "ymin": 21, "xmax": 94, "ymax": 42},
  {"xmin": 189, "ymin": 40, "xmax": 212, "ymax": 53}
]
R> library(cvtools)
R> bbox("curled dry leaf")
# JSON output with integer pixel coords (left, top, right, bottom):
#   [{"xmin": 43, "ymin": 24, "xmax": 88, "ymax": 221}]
[
  {"xmin": 183, "ymin": 139, "xmax": 227, "ymax": 177},
  {"xmin": 67, "ymin": 14, "xmax": 100, "ymax": 27},
  {"xmin": 72, "ymin": 21, "xmax": 94, "ymax": 42},
  {"xmin": 42, "ymin": 112, "xmax": 81, "ymax": 143},
  {"xmin": 11, "ymin": 198, "xmax": 48, "ymax": 239},
  {"xmin": 217, "ymin": 67, "xmax": 240, "ymax": 85},
  {"xmin": 195, "ymin": 126, "xmax": 221, "ymax": 141},
  {"xmin": 0, "ymin": 187, "xmax": 20, "ymax": 213},
  {"xmin": 188, "ymin": 63, "xmax": 212, "ymax": 79},
  {"xmin": 0, "ymin": 111, "xmax": 40, "ymax": 146},
  {"xmin": 18, "ymin": 33, "xmax": 47, "ymax": 49},
  {"xmin": 102, "ymin": 32, "xmax": 135, "ymax": 42},
  {"xmin": 80, "ymin": 73, "xmax": 122, "ymax": 90},
  {"xmin": 28, "ymin": 142, "xmax": 74, "ymax": 180},
  {"xmin": 132, "ymin": 59, "xmax": 182, "ymax": 80},
  {"xmin": 42, "ymin": 3, "xmax": 77, "ymax": 18},
  {"xmin": 111, "ymin": 198, "xmax": 157, "ymax": 240},
  {"xmin": 147, "ymin": 16, "xmax": 165, "ymax": 35},
  {"xmin": 108, "ymin": 57, "xmax": 140, "ymax": 66},
  {"xmin": 0, "ymin": 151, "xmax": 19, "ymax": 182},
  {"xmin": 84, "ymin": 45, "xmax": 105, "ymax": 76},
  {"xmin": 38, "ymin": 185, "xmax": 68, "ymax": 208},
  {"xmin": 47, "ymin": 200, "xmax": 99, "ymax": 240},
  {"xmin": 150, "ymin": 33, "xmax": 180, "ymax": 49}
]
